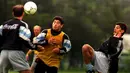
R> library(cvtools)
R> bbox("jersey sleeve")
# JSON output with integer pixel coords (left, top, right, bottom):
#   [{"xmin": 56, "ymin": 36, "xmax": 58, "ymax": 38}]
[
  {"xmin": 59, "ymin": 33, "xmax": 71, "ymax": 54},
  {"xmin": 108, "ymin": 37, "xmax": 123, "ymax": 58},
  {"xmin": 19, "ymin": 26, "xmax": 36, "ymax": 49},
  {"xmin": 33, "ymin": 29, "xmax": 47, "ymax": 45}
]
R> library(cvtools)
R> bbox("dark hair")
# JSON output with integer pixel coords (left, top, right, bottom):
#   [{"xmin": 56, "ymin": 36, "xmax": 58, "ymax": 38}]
[
  {"xmin": 12, "ymin": 5, "xmax": 24, "ymax": 17},
  {"xmin": 53, "ymin": 16, "xmax": 64, "ymax": 24},
  {"xmin": 116, "ymin": 22, "xmax": 127, "ymax": 35}
]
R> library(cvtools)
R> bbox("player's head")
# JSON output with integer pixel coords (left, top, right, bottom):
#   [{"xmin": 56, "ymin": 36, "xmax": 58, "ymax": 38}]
[
  {"xmin": 12, "ymin": 4, "xmax": 24, "ymax": 17},
  {"xmin": 114, "ymin": 22, "xmax": 127, "ymax": 36},
  {"xmin": 52, "ymin": 16, "xmax": 64, "ymax": 31},
  {"xmin": 33, "ymin": 25, "xmax": 41, "ymax": 36}
]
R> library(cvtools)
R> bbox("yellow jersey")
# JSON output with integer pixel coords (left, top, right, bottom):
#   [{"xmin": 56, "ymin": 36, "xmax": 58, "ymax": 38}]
[{"xmin": 37, "ymin": 29, "xmax": 64, "ymax": 68}]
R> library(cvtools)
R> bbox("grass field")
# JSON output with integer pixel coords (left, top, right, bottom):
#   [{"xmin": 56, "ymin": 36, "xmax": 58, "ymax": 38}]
[
  {"xmin": 9, "ymin": 71, "xmax": 85, "ymax": 73},
  {"xmin": 9, "ymin": 70, "xmax": 129, "ymax": 73}
]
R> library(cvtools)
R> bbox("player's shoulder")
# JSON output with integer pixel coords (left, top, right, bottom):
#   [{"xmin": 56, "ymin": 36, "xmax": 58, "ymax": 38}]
[
  {"xmin": 62, "ymin": 31, "xmax": 70, "ymax": 39},
  {"xmin": 41, "ymin": 29, "xmax": 48, "ymax": 33},
  {"xmin": 2, "ymin": 19, "xmax": 13, "ymax": 25},
  {"xmin": 62, "ymin": 31, "xmax": 68, "ymax": 36},
  {"xmin": 20, "ymin": 20, "xmax": 29, "ymax": 28}
]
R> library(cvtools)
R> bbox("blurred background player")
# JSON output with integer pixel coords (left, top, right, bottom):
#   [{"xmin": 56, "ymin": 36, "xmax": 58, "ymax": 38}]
[
  {"xmin": 0, "ymin": 4, "xmax": 37, "ymax": 73},
  {"xmin": 82, "ymin": 22, "xmax": 127, "ymax": 73},
  {"xmin": 26, "ymin": 25, "xmax": 43, "ymax": 72},
  {"xmin": 33, "ymin": 16, "xmax": 72, "ymax": 73}
]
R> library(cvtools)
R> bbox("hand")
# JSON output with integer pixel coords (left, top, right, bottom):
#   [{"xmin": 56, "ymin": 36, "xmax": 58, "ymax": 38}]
[
  {"xmin": 113, "ymin": 32, "xmax": 122, "ymax": 38},
  {"xmin": 48, "ymin": 37, "xmax": 57, "ymax": 45},
  {"xmin": 37, "ymin": 45, "xmax": 44, "ymax": 51},
  {"xmin": 52, "ymin": 48, "xmax": 60, "ymax": 54},
  {"xmin": 37, "ymin": 45, "xmax": 44, "ymax": 49}
]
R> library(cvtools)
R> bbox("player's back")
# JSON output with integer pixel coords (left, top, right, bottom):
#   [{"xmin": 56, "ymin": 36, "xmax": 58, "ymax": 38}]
[{"xmin": 1, "ymin": 18, "xmax": 27, "ymax": 51}]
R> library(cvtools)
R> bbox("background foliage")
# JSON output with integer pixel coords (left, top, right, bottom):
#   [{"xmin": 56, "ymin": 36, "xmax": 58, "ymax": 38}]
[{"xmin": 0, "ymin": 0, "xmax": 130, "ymax": 72}]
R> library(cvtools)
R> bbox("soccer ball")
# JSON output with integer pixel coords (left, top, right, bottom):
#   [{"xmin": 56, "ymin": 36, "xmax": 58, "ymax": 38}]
[{"xmin": 24, "ymin": 1, "xmax": 37, "ymax": 14}]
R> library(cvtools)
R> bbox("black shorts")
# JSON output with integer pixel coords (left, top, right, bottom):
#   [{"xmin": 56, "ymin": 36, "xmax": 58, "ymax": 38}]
[
  {"xmin": 109, "ymin": 58, "xmax": 119, "ymax": 73},
  {"xmin": 34, "ymin": 58, "xmax": 58, "ymax": 73}
]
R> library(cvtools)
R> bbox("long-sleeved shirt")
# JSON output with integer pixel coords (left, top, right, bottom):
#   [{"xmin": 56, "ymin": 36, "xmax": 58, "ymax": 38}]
[{"xmin": 97, "ymin": 36, "xmax": 123, "ymax": 59}]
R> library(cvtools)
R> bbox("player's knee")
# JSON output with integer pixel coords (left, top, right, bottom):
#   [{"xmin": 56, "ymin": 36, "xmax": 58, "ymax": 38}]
[
  {"xmin": 82, "ymin": 44, "xmax": 94, "ymax": 58},
  {"xmin": 82, "ymin": 44, "xmax": 91, "ymax": 52}
]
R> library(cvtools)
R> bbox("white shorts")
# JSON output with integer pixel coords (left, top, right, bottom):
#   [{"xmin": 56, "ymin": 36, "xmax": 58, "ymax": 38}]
[
  {"xmin": 0, "ymin": 50, "xmax": 30, "ymax": 73},
  {"xmin": 93, "ymin": 51, "xmax": 109, "ymax": 73}
]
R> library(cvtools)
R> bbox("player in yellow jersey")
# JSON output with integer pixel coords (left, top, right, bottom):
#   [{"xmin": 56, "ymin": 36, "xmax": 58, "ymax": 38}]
[{"xmin": 33, "ymin": 16, "xmax": 72, "ymax": 73}]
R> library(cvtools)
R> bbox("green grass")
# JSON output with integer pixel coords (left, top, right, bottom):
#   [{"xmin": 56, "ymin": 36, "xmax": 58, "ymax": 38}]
[
  {"xmin": 9, "ymin": 70, "xmax": 129, "ymax": 73},
  {"xmin": 9, "ymin": 71, "xmax": 84, "ymax": 73}
]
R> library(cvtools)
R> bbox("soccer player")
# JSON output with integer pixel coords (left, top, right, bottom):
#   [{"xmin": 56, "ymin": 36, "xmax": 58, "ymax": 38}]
[
  {"xmin": 33, "ymin": 16, "xmax": 72, "ymax": 73},
  {"xmin": 26, "ymin": 25, "xmax": 43, "ymax": 72},
  {"xmin": 0, "ymin": 4, "xmax": 38, "ymax": 73},
  {"xmin": 82, "ymin": 22, "xmax": 127, "ymax": 73},
  {"xmin": 26, "ymin": 25, "xmax": 42, "ymax": 61}
]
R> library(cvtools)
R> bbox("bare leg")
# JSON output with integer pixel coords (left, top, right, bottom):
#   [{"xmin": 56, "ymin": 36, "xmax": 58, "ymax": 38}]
[
  {"xmin": 82, "ymin": 44, "xmax": 94, "ymax": 64},
  {"xmin": 30, "ymin": 56, "xmax": 37, "ymax": 73},
  {"xmin": 30, "ymin": 66, "xmax": 34, "ymax": 73}
]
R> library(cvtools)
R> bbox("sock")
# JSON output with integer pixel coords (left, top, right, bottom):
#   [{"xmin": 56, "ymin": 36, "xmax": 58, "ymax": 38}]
[{"xmin": 86, "ymin": 63, "xmax": 93, "ymax": 71}]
